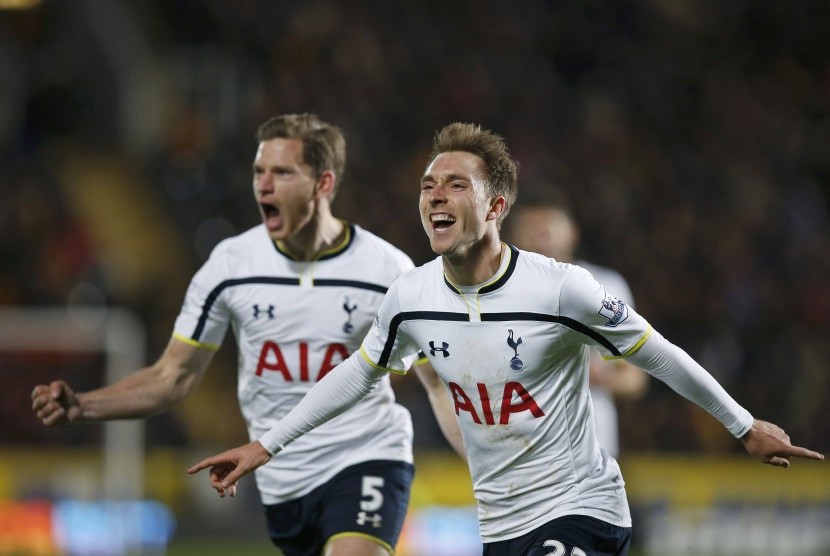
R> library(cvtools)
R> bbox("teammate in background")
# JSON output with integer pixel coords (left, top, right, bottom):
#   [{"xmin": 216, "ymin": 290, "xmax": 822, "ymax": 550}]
[
  {"xmin": 505, "ymin": 201, "xmax": 647, "ymax": 459},
  {"xmin": 32, "ymin": 113, "xmax": 449, "ymax": 556},
  {"xmin": 187, "ymin": 123, "xmax": 824, "ymax": 555}
]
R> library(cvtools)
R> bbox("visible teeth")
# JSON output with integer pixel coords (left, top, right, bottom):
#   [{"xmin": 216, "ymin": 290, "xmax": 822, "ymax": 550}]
[{"xmin": 431, "ymin": 214, "xmax": 455, "ymax": 222}]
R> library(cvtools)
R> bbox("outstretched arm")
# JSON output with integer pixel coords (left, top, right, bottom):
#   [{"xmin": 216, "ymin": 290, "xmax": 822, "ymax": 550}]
[
  {"xmin": 626, "ymin": 329, "xmax": 824, "ymax": 467},
  {"xmin": 413, "ymin": 359, "xmax": 466, "ymax": 460},
  {"xmin": 32, "ymin": 337, "xmax": 214, "ymax": 425},
  {"xmin": 188, "ymin": 351, "xmax": 387, "ymax": 494}
]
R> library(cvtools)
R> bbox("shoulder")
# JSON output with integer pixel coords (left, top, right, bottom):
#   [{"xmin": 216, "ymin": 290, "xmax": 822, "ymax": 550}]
[
  {"xmin": 386, "ymin": 256, "xmax": 443, "ymax": 300},
  {"xmin": 210, "ymin": 224, "xmax": 270, "ymax": 258},
  {"xmin": 512, "ymin": 247, "xmax": 574, "ymax": 282},
  {"xmin": 575, "ymin": 259, "xmax": 634, "ymax": 306},
  {"xmin": 195, "ymin": 224, "xmax": 271, "ymax": 279},
  {"xmin": 350, "ymin": 224, "xmax": 415, "ymax": 273},
  {"xmin": 576, "ymin": 260, "xmax": 626, "ymax": 285}
]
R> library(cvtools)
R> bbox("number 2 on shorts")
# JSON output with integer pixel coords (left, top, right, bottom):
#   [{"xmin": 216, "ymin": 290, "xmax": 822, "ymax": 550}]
[{"xmin": 543, "ymin": 540, "xmax": 587, "ymax": 556}]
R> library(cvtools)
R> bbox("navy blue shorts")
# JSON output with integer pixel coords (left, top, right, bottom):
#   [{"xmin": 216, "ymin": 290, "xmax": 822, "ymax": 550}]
[
  {"xmin": 483, "ymin": 515, "xmax": 631, "ymax": 556},
  {"xmin": 263, "ymin": 459, "xmax": 414, "ymax": 556}
]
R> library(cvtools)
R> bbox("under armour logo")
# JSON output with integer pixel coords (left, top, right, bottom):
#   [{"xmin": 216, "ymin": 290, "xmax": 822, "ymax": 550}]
[
  {"xmin": 429, "ymin": 341, "xmax": 450, "ymax": 357},
  {"xmin": 342, "ymin": 297, "xmax": 357, "ymax": 333},
  {"xmin": 253, "ymin": 304, "xmax": 275, "ymax": 320},
  {"xmin": 356, "ymin": 511, "xmax": 383, "ymax": 528},
  {"xmin": 507, "ymin": 329, "xmax": 523, "ymax": 370}
]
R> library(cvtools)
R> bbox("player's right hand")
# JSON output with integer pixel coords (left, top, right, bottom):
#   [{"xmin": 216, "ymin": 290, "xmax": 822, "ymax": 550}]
[
  {"xmin": 31, "ymin": 380, "xmax": 81, "ymax": 426},
  {"xmin": 187, "ymin": 441, "xmax": 272, "ymax": 498}
]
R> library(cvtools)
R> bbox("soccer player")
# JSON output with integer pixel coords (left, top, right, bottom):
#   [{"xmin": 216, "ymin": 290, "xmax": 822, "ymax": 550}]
[
  {"xmin": 505, "ymin": 201, "xmax": 648, "ymax": 460},
  {"xmin": 31, "ymin": 113, "xmax": 439, "ymax": 556},
  {"xmin": 187, "ymin": 122, "xmax": 824, "ymax": 555}
]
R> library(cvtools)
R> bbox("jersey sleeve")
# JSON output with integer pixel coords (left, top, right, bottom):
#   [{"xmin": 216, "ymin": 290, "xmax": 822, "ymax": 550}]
[
  {"xmin": 391, "ymin": 248, "xmax": 416, "ymax": 276},
  {"xmin": 559, "ymin": 265, "xmax": 651, "ymax": 359},
  {"xmin": 359, "ymin": 277, "xmax": 421, "ymax": 373},
  {"xmin": 172, "ymin": 245, "xmax": 233, "ymax": 350},
  {"xmin": 579, "ymin": 262, "xmax": 636, "ymax": 309}
]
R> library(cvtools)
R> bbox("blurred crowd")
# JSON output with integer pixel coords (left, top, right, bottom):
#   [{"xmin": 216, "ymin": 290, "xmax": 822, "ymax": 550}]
[{"xmin": 1, "ymin": 1, "xmax": 828, "ymax": 454}]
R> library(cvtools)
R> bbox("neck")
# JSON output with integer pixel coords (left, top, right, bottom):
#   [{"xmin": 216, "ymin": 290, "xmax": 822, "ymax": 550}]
[
  {"xmin": 280, "ymin": 211, "xmax": 346, "ymax": 261},
  {"xmin": 442, "ymin": 234, "xmax": 504, "ymax": 286}
]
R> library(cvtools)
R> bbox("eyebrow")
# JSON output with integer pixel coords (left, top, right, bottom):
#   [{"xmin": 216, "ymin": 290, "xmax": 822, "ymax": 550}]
[
  {"xmin": 253, "ymin": 163, "xmax": 293, "ymax": 172},
  {"xmin": 420, "ymin": 173, "xmax": 471, "ymax": 184}
]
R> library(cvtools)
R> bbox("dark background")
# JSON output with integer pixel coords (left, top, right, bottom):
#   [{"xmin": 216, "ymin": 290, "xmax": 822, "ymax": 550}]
[{"xmin": 1, "ymin": 0, "xmax": 828, "ymax": 457}]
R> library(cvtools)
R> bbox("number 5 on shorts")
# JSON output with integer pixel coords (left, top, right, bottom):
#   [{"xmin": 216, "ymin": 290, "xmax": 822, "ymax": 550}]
[{"xmin": 360, "ymin": 476, "xmax": 385, "ymax": 512}]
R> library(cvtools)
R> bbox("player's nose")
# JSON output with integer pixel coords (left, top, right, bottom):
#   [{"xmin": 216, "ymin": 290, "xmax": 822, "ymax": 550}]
[
  {"xmin": 428, "ymin": 184, "xmax": 447, "ymax": 204},
  {"xmin": 255, "ymin": 174, "xmax": 275, "ymax": 196}
]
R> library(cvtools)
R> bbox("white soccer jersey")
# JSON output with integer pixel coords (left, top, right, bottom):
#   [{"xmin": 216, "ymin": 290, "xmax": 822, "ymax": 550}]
[
  {"xmin": 578, "ymin": 260, "xmax": 636, "ymax": 460},
  {"xmin": 174, "ymin": 223, "xmax": 414, "ymax": 505},
  {"xmin": 360, "ymin": 245, "xmax": 648, "ymax": 542}
]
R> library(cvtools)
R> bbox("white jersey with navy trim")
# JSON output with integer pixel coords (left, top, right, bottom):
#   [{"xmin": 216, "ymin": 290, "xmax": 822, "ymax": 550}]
[
  {"xmin": 174, "ymin": 223, "xmax": 414, "ymax": 505},
  {"xmin": 360, "ymin": 245, "xmax": 647, "ymax": 542}
]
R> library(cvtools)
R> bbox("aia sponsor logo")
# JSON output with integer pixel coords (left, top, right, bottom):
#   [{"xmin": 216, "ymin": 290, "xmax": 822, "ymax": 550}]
[
  {"xmin": 448, "ymin": 381, "xmax": 544, "ymax": 425},
  {"xmin": 255, "ymin": 341, "xmax": 349, "ymax": 381}
]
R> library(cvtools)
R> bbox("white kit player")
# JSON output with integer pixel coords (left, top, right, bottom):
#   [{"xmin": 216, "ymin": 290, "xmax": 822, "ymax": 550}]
[
  {"xmin": 33, "ymin": 114, "xmax": 430, "ymax": 556},
  {"xmin": 188, "ymin": 123, "xmax": 824, "ymax": 556}
]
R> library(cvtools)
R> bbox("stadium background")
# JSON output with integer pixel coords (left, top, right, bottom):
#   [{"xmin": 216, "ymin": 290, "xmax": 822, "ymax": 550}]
[{"xmin": 0, "ymin": 1, "xmax": 828, "ymax": 554}]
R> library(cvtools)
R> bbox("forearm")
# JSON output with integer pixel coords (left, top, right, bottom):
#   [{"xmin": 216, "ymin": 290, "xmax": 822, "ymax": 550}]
[
  {"xmin": 591, "ymin": 356, "xmax": 648, "ymax": 399},
  {"xmin": 627, "ymin": 329, "xmax": 754, "ymax": 438},
  {"xmin": 77, "ymin": 365, "xmax": 193, "ymax": 421},
  {"xmin": 414, "ymin": 361, "xmax": 466, "ymax": 459},
  {"xmin": 427, "ymin": 388, "xmax": 467, "ymax": 460},
  {"xmin": 259, "ymin": 352, "xmax": 386, "ymax": 454}
]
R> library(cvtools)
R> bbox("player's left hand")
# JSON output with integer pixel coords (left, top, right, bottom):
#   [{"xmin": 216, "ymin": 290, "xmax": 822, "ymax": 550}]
[
  {"xmin": 187, "ymin": 441, "xmax": 272, "ymax": 497},
  {"xmin": 740, "ymin": 419, "xmax": 824, "ymax": 468}
]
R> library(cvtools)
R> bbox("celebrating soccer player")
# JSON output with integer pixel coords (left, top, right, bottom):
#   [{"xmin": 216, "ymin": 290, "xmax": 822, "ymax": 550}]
[
  {"xmin": 32, "ymin": 114, "xmax": 451, "ymax": 556},
  {"xmin": 187, "ymin": 122, "xmax": 824, "ymax": 556}
]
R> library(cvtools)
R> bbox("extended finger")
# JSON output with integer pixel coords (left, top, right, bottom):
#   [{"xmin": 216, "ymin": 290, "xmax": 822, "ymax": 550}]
[
  {"xmin": 187, "ymin": 456, "xmax": 223, "ymax": 474},
  {"xmin": 786, "ymin": 446, "xmax": 825, "ymax": 461}
]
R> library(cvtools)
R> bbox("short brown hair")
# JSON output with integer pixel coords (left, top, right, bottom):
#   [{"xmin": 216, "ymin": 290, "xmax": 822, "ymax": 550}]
[
  {"xmin": 428, "ymin": 123, "xmax": 519, "ymax": 225},
  {"xmin": 256, "ymin": 113, "xmax": 347, "ymax": 197}
]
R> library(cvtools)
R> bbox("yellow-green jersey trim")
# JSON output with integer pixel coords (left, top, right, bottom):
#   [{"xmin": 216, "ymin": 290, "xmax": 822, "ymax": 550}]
[
  {"xmin": 172, "ymin": 332, "xmax": 220, "ymax": 351},
  {"xmin": 601, "ymin": 325, "xmax": 652, "ymax": 360},
  {"xmin": 359, "ymin": 345, "xmax": 405, "ymax": 375},
  {"xmin": 274, "ymin": 220, "xmax": 354, "ymax": 261}
]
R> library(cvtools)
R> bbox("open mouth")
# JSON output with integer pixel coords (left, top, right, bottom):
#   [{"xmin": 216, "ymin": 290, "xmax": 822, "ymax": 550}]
[
  {"xmin": 261, "ymin": 202, "xmax": 281, "ymax": 230},
  {"xmin": 430, "ymin": 213, "xmax": 456, "ymax": 231}
]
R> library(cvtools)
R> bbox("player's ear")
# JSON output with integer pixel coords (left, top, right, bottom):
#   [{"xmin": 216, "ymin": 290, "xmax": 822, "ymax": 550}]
[
  {"xmin": 486, "ymin": 196, "xmax": 506, "ymax": 223},
  {"xmin": 315, "ymin": 170, "xmax": 336, "ymax": 199}
]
